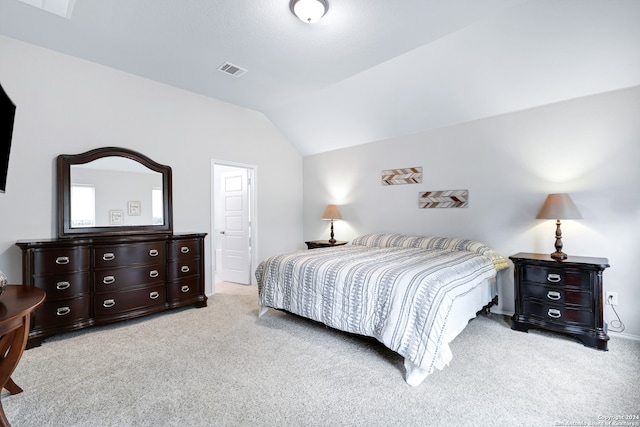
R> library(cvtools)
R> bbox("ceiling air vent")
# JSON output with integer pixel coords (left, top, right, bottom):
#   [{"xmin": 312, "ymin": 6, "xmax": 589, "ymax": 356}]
[{"xmin": 217, "ymin": 62, "xmax": 247, "ymax": 78}]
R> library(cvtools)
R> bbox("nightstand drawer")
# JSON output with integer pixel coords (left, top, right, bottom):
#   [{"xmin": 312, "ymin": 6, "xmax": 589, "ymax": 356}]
[
  {"xmin": 523, "ymin": 300, "xmax": 593, "ymax": 327},
  {"xmin": 521, "ymin": 284, "xmax": 592, "ymax": 308},
  {"xmin": 522, "ymin": 265, "xmax": 591, "ymax": 288}
]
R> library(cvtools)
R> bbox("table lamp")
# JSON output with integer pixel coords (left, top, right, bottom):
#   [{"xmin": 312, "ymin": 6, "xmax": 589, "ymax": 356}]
[
  {"xmin": 321, "ymin": 205, "xmax": 342, "ymax": 244},
  {"xmin": 536, "ymin": 193, "xmax": 582, "ymax": 260}
]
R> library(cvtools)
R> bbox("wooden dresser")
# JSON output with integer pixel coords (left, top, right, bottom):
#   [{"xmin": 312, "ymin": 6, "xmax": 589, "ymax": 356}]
[
  {"xmin": 16, "ymin": 233, "xmax": 206, "ymax": 348},
  {"xmin": 510, "ymin": 252, "xmax": 609, "ymax": 350}
]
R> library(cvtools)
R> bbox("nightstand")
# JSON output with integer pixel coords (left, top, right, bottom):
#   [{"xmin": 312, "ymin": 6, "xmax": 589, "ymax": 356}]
[
  {"xmin": 510, "ymin": 252, "xmax": 610, "ymax": 350},
  {"xmin": 305, "ymin": 240, "xmax": 348, "ymax": 250}
]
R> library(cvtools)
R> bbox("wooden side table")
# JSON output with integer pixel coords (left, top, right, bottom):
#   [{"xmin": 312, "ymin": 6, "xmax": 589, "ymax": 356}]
[
  {"xmin": 510, "ymin": 253, "xmax": 609, "ymax": 350},
  {"xmin": 0, "ymin": 285, "xmax": 46, "ymax": 427},
  {"xmin": 304, "ymin": 240, "xmax": 348, "ymax": 250}
]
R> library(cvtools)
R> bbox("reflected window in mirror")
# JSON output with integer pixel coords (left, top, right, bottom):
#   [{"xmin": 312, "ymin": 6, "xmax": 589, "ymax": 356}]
[
  {"xmin": 152, "ymin": 187, "xmax": 163, "ymax": 225},
  {"xmin": 71, "ymin": 184, "xmax": 95, "ymax": 227}
]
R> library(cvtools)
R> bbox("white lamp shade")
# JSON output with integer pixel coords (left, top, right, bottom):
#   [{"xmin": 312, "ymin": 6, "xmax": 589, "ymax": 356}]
[
  {"xmin": 291, "ymin": 0, "xmax": 328, "ymax": 23},
  {"xmin": 536, "ymin": 193, "xmax": 583, "ymax": 220},
  {"xmin": 321, "ymin": 204, "xmax": 342, "ymax": 220}
]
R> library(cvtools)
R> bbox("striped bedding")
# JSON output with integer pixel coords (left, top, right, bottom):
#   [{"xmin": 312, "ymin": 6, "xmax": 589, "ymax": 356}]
[{"xmin": 256, "ymin": 234, "xmax": 507, "ymax": 386}]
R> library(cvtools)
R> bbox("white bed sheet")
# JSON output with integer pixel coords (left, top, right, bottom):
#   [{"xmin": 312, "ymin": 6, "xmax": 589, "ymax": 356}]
[
  {"xmin": 431, "ymin": 277, "xmax": 497, "ymax": 370},
  {"xmin": 403, "ymin": 277, "xmax": 497, "ymax": 386}
]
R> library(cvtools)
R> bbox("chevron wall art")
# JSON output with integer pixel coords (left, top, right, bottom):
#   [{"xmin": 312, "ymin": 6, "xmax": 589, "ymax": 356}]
[
  {"xmin": 381, "ymin": 167, "xmax": 422, "ymax": 185},
  {"xmin": 419, "ymin": 190, "xmax": 469, "ymax": 208}
]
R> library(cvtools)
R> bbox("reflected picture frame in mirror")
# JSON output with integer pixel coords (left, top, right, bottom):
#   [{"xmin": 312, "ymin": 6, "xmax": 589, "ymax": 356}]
[{"xmin": 57, "ymin": 147, "xmax": 173, "ymax": 238}]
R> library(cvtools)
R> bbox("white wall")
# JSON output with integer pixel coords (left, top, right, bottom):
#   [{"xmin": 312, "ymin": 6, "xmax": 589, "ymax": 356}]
[
  {"xmin": 304, "ymin": 86, "xmax": 640, "ymax": 340},
  {"xmin": 0, "ymin": 35, "xmax": 303, "ymax": 295}
]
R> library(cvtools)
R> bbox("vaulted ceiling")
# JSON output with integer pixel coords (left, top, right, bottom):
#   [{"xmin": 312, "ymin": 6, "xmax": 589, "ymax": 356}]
[{"xmin": 1, "ymin": 0, "xmax": 639, "ymax": 155}]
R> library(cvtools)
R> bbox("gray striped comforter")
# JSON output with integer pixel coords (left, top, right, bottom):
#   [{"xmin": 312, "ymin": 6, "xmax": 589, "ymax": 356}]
[{"xmin": 256, "ymin": 234, "xmax": 506, "ymax": 385}]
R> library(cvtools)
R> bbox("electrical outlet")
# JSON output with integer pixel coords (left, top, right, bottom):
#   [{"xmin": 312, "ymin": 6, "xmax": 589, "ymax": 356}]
[{"xmin": 606, "ymin": 291, "xmax": 618, "ymax": 306}]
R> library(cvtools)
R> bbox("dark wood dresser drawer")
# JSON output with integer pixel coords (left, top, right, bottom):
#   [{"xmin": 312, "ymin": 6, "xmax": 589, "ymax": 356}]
[
  {"xmin": 94, "ymin": 264, "xmax": 165, "ymax": 292},
  {"xmin": 522, "ymin": 300, "xmax": 593, "ymax": 327},
  {"xmin": 33, "ymin": 296, "xmax": 91, "ymax": 328},
  {"xmin": 521, "ymin": 265, "xmax": 591, "ymax": 288},
  {"xmin": 32, "ymin": 271, "xmax": 90, "ymax": 299},
  {"xmin": 168, "ymin": 238, "xmax": 202, "ymax": 260},
  {"xmin": 167, "ymin": 258, "xmax": 200, "ymax": 280},
  {"xmin": 94, "ymin": 242, "xmax": 165, "ymax": 268},
  {"xmin": 94, "ymin": 285, "xmax": 166, "ymax": 317},
  {"xmin": 32, "ymin": 247, "xmax": 90, "ymax": 274},
  {"xmin": 167, "ymin": 278, "xmax": 201, "ymax": 301},
  {"xmin": 520, "ymin": 283, "xmax": 592, "ymax": 308}
]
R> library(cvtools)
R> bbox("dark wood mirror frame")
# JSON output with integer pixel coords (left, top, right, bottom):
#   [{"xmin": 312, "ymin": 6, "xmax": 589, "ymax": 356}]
[{"xmin": 57, "ymin": 147, "xmax": 173, "ymax": 238}]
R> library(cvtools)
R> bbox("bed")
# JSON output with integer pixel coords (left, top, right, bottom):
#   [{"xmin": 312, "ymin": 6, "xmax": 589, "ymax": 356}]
[{"xmin": 255, "ymin": 233, "xmax": 508, "ymax": 386}]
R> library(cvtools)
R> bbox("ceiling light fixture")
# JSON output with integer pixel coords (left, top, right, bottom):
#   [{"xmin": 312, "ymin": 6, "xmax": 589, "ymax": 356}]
[{"xmin": 290, "ymin": 0, "xmax": 328, "ymax": 24}]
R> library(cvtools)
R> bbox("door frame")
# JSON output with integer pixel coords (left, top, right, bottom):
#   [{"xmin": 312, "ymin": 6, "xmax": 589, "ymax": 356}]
[{"xmin": 210, "ymin": 159, "xmax": 258, "ymax": 291}]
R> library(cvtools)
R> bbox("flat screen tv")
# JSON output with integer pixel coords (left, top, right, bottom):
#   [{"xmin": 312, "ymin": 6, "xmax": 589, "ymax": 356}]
[{"xmin": 0, "ymin": 83, "xmax": 16, "ymax": 193}]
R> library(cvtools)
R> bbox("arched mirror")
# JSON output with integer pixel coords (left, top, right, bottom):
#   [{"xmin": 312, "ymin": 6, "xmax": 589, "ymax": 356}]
[{"xmin": 57, "ymin": 147, "xmax": 173, "ymax": 238}]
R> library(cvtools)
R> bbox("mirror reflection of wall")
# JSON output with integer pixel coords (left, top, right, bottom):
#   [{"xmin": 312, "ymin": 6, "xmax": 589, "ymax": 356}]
[{"xmin": 70, "ymin": 157, "xmax": 163, "ymax": 228}]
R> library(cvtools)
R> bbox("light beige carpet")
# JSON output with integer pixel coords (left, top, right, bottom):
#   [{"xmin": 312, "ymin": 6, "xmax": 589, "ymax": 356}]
[{"xmin": 3, "ymin": 283, "xmax": 639, "ymax": 426}]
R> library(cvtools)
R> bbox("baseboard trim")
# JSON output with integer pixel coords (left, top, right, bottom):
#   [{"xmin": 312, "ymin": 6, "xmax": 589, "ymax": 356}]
[{"xmin": 607, "ymin": 330, "xmax": 640, "ymax": 342}]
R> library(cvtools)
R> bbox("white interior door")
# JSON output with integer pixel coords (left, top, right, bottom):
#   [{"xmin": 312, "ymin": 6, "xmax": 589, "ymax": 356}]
[{"xmin": 219, "ymin": 169, "xmax": 251, "ymax": 284}]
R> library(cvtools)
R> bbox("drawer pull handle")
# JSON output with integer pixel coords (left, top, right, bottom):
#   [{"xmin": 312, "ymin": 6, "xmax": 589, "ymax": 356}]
[
  {"xmin": 149, "ymin": 249, "xmax": 159, "ymax": 257},
  {"xmin": 56, "ymin": 306, "xmax": 71, "ymax": 316},
  {"xmin": 149, "ymin": 270, "xmax": 159, "ymax": 278},
  {"xmin": 103, "ymin": 299, "xmax": 116, "ymax": 308},
  {"xmin": 103, "ymin": 276, "xmax": 116, "ymax": 285},
  {"xmin": 181, "ymin": 266, "xmax": 190, "ymax": 273},
  {"xmin": 180, "ymin": 246, "xmax": 190, "ymax": 254},
  {"xmin": 55, "ymin": 256, "xmax": 70, "ymax": 265},
  {"xmin": 546, "ymin": 273, "xmax": 561, "ymax": 283},
  {"xmin": 547, "ymin": 308, "xmax": 562, "ymax": 319},
  {"xmin": 149, "ymin": 291, "xmax": 160, "ymax": 300},
  {"xmin": 547, "ymin": 291, "xmax": 561, "ymax": 301},
  {"xmin": 102, "ymin": 253, "xmax": 116, "ymax": 261},
  {"xmin": 181, "ymin": 285, "xmax": 190, "ymax": 293},
  {"xmin": 56, "ymin": 281, "xmax": 71, "ymax": 290}
]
